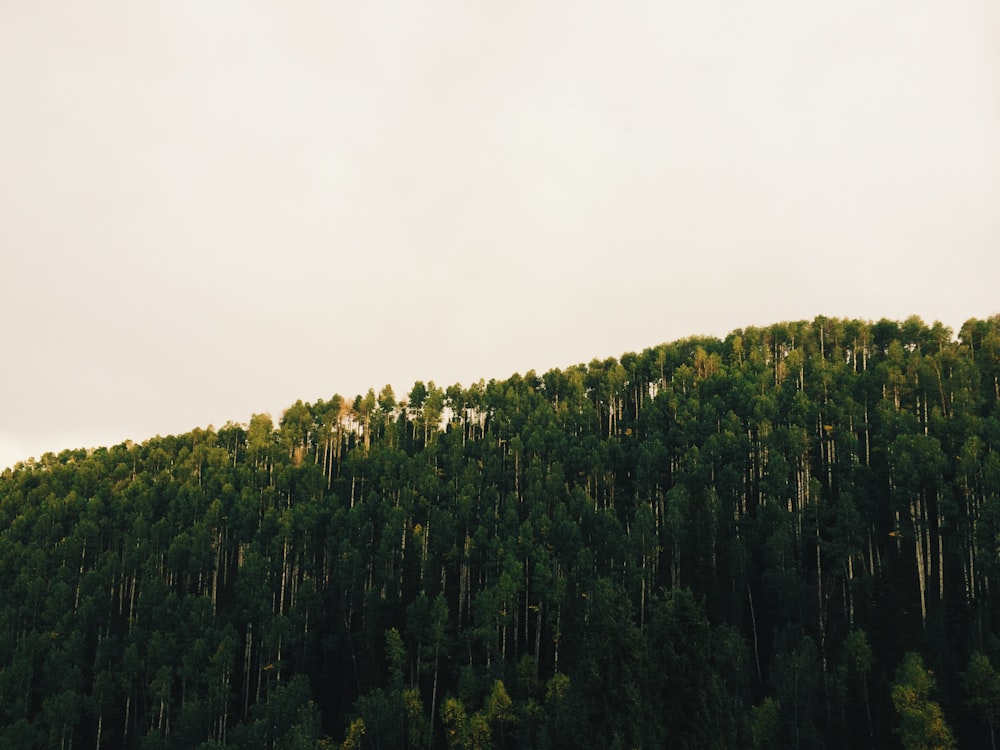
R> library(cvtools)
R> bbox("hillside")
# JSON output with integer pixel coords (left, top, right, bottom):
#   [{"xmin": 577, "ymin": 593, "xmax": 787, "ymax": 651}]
[{"xmin": 2, "ymin": 315, "xmax": 1000, "ymax": 749}]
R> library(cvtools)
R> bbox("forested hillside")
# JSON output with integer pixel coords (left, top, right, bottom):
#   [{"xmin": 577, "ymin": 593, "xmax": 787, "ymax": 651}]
[{"xmin": 3, "ymin": 315, "xmax": 1000, "ymax": 749}]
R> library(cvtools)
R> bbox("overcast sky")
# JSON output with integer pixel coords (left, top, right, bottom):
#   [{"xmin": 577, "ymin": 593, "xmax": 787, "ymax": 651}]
[{"xmin": 2, "ymin": 1, "xmax": 998, "ymax": 469}]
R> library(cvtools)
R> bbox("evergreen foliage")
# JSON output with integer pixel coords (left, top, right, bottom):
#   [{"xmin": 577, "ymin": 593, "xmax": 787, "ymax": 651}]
[{"xmin": 3, "ymin": 315, "xmax": 1000, "ymax": 748}]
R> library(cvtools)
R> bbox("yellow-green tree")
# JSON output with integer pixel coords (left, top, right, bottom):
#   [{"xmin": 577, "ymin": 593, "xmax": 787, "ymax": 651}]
[{"xmin": 891, "ymin": 652, "xmax": 956, "ymax": 750}]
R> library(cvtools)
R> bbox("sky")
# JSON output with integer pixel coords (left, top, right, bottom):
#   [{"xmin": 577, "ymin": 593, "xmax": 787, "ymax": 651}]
[{"xmin": 2, "ymin": 1, "xmax": 999, "ymax": 469}]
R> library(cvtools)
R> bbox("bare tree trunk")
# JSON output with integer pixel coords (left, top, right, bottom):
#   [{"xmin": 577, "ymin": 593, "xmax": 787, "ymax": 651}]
[
  {"xmin": 427, "ymin": 657, "xmax": 440, "ymax": 750},
  {"xmin": 911, "ymin": 498, "xmax": 927, "ymax": 627},
  {"xmin": 748, "ymin": 583, "xmax": 762, "ymax": 679}
]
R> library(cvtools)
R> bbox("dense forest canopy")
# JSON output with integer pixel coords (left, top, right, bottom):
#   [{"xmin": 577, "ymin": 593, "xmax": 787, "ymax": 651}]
[{"xmin": 3, "ymin": 315, "xmax": 1000, "ymax": 749}]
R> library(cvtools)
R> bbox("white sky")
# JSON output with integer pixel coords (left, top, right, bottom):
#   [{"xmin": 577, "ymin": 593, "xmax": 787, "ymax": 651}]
[{"xmin": 2, "ymin": 1, "xmax": 999, "ymax": 469}]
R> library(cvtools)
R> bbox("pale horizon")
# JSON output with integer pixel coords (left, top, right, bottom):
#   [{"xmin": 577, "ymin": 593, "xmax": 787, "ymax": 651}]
[{"xmin": 3, "ymin": 1, "xmax": 999, "ymax": 469}]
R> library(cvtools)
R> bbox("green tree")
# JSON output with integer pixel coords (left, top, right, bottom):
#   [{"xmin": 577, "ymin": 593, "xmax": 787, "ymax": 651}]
[
  {"xmin": 891, "ymin": 652, "xmax": 956, "ymax": 750},
  {"xmin": 644, "ymin": 589, "xmax": 734, "ymax": 748},
  {"xmin": 963, "ymin": 651, "xmax": 1000, "ymax": 750}
]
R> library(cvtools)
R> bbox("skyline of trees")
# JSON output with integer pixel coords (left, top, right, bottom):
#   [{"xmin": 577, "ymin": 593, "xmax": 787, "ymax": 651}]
[{"xmin": 2, "ymin": 314, "xmax": 1000, "ymax": 748}]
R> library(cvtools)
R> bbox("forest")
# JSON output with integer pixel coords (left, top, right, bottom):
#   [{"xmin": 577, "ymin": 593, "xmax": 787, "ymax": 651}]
[{"xmin": 3, "ymin": 315, "xmax": 1000, "ymax": 749}]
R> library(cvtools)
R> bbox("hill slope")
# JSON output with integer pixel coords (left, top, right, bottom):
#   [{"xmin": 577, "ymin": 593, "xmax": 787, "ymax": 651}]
[{"xmin": 2, "ymin": 315, "xmax": 1000, "ymax": 748}]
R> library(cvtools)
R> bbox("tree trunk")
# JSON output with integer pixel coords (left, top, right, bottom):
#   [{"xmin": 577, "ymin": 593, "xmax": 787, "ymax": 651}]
[{"xmin": 911, "ymin": 498, "xmax": 927, "ymax": 627}]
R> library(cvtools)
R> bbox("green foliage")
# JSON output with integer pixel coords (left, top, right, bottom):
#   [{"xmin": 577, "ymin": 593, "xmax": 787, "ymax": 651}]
[
  {"xmin": 340, "ymin": 718, "xmax": 365, "ymax": 750},
  {"xmin": 2, "ymin": 315, "xmax": 1000, "ymax": 747},
  {"xmin": 963, "ymin": 651, "xmax": 1000, "ymax": 748},
  {"xmin": 892, "ymin": 652, "xmax": 956, "ymax": 750},
  {"xmin": 643, "ymin": 588, "xmax": 736, "ymax": 748},
  {"xmin": 752, "ymin": 697, "xmax": 781, "ymax": 749}
]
